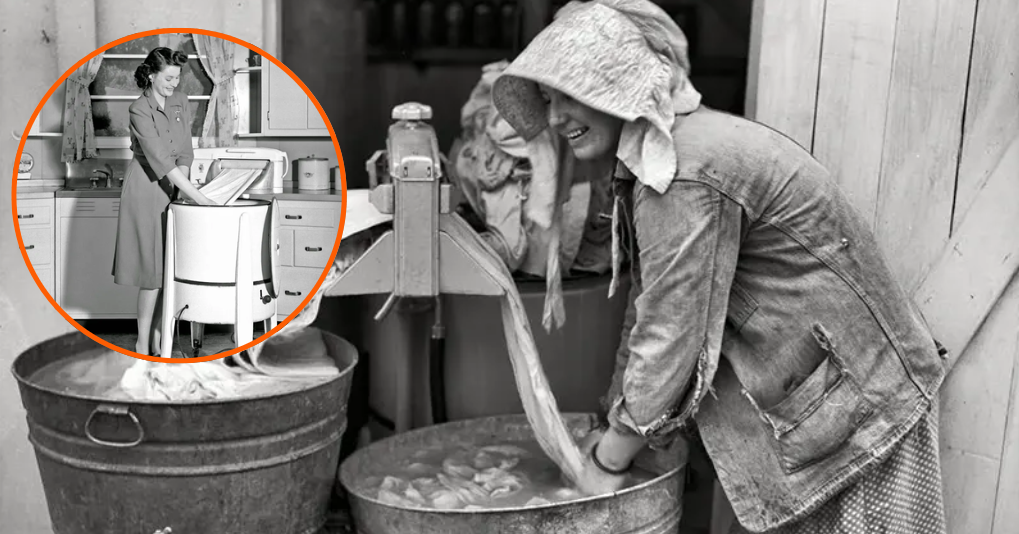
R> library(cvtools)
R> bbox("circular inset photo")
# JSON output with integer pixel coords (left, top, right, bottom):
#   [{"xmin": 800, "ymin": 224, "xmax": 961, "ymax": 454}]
[{"xmin": 11, "ymin": 29, "xmax": 348, "ymax": 366}]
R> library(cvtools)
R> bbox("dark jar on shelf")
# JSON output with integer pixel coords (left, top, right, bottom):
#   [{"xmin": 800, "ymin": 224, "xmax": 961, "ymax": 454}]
[
  {"xmin": 390, "ymin": 0, "xmax": 410, "ymax": 49},
  {"xmin": 445, "ymin": 0, "xmax": 465, "ymax": 47},
  {"xmin": 364, "ymin": 0, "xmax": 385, "ymax": 47},
  {"xmin": 473, "ymin": 0, "xmax": 494, "ymax": 48},
  {"xmin": 499, "ymin": 0, "xmax": 516, "ymax": 49},
  {"xmin": 417, "ymin": 0, "xmax": 436, "ymax": 47}
]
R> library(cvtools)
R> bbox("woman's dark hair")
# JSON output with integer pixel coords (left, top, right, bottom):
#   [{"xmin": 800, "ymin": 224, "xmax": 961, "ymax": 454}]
[{"xmin": 134, "ymin": 47, "xmax": 188, "ymax": 89}]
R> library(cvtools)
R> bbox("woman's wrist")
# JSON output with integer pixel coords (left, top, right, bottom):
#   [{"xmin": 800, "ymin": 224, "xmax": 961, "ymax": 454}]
[
  {"xmin": 591, "ymin": 440, "xmax": 631, "ymax": 475},
  {"xmin": 595, "ymin": 425, "xmax": 645, "ymax": 472}
]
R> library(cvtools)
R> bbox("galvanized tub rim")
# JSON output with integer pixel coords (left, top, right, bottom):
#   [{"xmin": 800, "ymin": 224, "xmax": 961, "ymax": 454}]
[
  {"xmin": 339, "ymin": 412, "xmax": 683, "ymax": 514},
  {"xmin": 10, "ymin": 332, "xmax": 357, "ymax": 406}
]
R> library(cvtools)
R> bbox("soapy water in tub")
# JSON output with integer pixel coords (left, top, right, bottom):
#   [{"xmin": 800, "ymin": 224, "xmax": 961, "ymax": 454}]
[
  {"xmin": 30, "ymin": 347, "xmax": 332, "ymax": 402},
  {"xmin": 362, "ymin": 440, "xmax": 657, "ymax": 511}
]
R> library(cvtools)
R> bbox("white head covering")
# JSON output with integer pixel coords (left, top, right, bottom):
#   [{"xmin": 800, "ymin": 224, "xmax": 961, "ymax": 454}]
[{"xmin": 492, "ymin": 0, "xmax": 701, "ymax": 195}]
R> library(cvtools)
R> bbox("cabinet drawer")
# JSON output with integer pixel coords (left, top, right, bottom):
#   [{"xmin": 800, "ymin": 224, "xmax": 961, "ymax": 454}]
[
  {"xmin": 279, "ymin": 202, "xmax": 340, "ymax": 228},
  {"xmin": 16, "ymin": 202, "xmax": 53, "ymax": 227},
  {"xmin": 277, "ymin": 266, "xmax": 327, "ymax": 316},
  {"xmin": 58, "ymin": 197, "xmax": 121, "ymax": 217},
  {"xmin": 34, "ymin": 266, "xmax": 55, "ymax": 297},
  {"xmin": 294, "ymin": 228, "xmax": 338, "ymax": 268},
  {"xmin": 279, "ymin": 228, "xmax": 294, "ymax": 266},
  {"xmin": 21, "ymin": 228, "xmax": 53, "ymax": 266}
]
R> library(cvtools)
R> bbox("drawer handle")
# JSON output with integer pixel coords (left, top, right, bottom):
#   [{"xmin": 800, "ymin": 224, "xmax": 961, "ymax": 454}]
[
  {"xmin": 18, "ymin": 214, "xmax": 35, "ymax": 219},
  {"xmin": 25, "ymin": 245, "xmax": 35, "ymax": 250},
  {"xmin": 304, "ymin": 246, "xmax": 323, "ymax": 252},
  {"xmin": 285, "ymin": 214, "xmax": 302, "ymax": 220},
  {"xmin": 285, "ymin": 290, "xmax": 302, "ymax": 296}
]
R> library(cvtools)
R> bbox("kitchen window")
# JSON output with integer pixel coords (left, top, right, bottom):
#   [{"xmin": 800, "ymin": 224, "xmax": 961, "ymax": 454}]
[{"xmin": 89, "ymin": 33, "xmax": 258, "ymax": 148}]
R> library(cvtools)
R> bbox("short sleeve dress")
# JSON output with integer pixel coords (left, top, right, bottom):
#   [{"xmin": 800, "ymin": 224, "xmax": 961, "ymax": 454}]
[{"xmin": 112, "ymin": 89, "xmax": 195, "ymax": 289}]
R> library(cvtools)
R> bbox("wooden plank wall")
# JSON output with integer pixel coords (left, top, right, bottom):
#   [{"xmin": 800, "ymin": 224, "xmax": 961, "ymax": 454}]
[{"xmin": 745, "ymin": 0, "xmax": 1019, "ymax": 533}]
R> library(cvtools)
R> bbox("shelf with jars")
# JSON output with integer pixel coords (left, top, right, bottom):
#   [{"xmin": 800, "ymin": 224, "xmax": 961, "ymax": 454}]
[{"xmin": 364, "ymin": 0, "xmax": 523, "ymax": 65}]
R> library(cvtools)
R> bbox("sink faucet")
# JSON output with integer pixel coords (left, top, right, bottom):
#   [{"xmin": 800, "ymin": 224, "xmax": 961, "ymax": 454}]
[{"xmin": 92, "ymin": 164, "xmax": 114, "ymax": 188}]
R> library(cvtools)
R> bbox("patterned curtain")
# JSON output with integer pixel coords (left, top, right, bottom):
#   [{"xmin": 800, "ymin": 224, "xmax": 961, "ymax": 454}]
[
  {"xmin": 61, "ymin": 53, "xmax": 104, "ymax": 162},
  {"xmin": 193, "ymin": 35, "xmax": 238, "ymax": 148}
]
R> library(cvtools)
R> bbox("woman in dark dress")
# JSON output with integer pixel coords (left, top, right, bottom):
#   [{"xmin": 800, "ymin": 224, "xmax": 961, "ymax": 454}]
[{"xmin": 112, "ymin": 47, "xmax": 215, "ymax": 356}]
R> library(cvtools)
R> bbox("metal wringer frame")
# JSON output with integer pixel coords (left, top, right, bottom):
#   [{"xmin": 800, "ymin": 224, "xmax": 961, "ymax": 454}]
[{"xmin": 328, "ymin": 102, "xmax": 506, "ymax": 432}]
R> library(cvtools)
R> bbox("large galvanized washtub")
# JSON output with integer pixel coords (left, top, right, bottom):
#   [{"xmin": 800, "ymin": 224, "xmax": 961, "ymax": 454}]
[
  {"xmin": 339, "ymin": 413, "xmax": 686, "ymax": 534},
  {"xmin": 11, "ymin": 329, "xmax": 357, "ymax": 534}
]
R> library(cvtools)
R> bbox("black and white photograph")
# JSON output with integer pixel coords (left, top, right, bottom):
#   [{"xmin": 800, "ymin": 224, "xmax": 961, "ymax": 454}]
[{"xmin": 1, "ymin": 0, "xmax": 1016, "ymax": 533}]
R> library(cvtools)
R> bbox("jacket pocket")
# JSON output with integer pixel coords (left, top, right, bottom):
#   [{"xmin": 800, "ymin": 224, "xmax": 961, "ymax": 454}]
[
  {"xmin": 761, "ymin": 326, "xmax": 874, "ymax": 473},
  {"xmin": 726, "ymin": 280, "xmax": 759, "ymax": 333}
]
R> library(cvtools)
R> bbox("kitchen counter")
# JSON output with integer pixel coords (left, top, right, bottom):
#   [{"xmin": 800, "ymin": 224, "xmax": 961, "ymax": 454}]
[
  {"xmin": 56, "ymin": 188, "xmax": 123, "ymax": 198},
  {"xmin": 20, "ymin": 184, "xmax": 345, "ymax": 202},
  {"xmin": 242, "ymin": 184, "xmax": 344, "ymax": 202},
  {"xmin": 15, "ymin": 186, "xmax": 63, "ymax": 199},
  {"xmin": 28, "ymin": 183, "xmax": 346, "ymax": 199}
]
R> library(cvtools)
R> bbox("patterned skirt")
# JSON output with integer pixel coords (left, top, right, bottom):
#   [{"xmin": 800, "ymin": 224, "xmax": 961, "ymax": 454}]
[{"xmin": 732, "ymin": 402, "xmax": 947, "ymax": 534}]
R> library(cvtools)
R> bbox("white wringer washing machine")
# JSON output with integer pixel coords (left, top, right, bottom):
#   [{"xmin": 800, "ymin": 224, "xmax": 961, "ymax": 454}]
[{"xmin": 158, "ymin": 147, "xmax": 288, "ymax": 358}]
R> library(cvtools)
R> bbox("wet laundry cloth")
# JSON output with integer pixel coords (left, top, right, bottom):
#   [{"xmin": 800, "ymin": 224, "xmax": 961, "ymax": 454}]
[
  {"xmin": 196, "ymin": 167, "xmax": 263, "ymax": 205},
  {"xmin": 265, "ymin": 191, "xmax": 592, "ymax": 487},
  {"xmin": 371, "ymin": 443, "xmax": 592, "ymax": 510}
]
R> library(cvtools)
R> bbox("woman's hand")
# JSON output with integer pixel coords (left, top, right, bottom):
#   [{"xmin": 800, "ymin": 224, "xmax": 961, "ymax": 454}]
[
  {"xmin": 570, "ymin": 425, "xmax": 645, "ymax": 497},
  {"xmin": 572, "ymin": 427, "xmax": 628, "ymax": 496},
  {"xmin": 574, "ymin": 455, "xmax": 629, "ymax": 496},
  {"xmin": 189, "ymin": 191, "xmax": 219, "ymax": 206}
]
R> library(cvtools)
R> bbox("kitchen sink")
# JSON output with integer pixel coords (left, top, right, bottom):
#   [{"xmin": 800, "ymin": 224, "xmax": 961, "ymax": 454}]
[{"xmin": 57, "ymin": 188, "xmax": 123, "ymax": 198}]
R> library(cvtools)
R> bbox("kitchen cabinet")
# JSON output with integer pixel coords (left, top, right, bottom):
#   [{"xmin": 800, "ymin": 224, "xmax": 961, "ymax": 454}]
[
  {"xmin": 275, "ymin": 198, "xmax": 343, "ymax": 321},
  {"xmin": 260, "ymin": 59, "xmax": 330, "ymax": 136},
  {"xmin": 56, "ymin": 197, "xmax": 140, "ymax": 319},
  {"xmin": 16, "ymin": 198, "xmax": 56, "ymax": 297}
]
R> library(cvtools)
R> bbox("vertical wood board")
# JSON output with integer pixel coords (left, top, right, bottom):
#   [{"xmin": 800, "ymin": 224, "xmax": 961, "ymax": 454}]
[
  {"xmin": 952, "ymin": 0, "xmax": 1019, "ymax": 232},
  {"xmin": 873, "ymin": 0, "xmax": 978, "ymax": 293},
  {"xmin": 811, "ymin": 0, "xmax": 898, "ymax": 227},
  {"xmin": 744, "ymin": 0, "xmax": 826, "ymax": 149},
  {"xmin": 991, "ymin": 330, "xmax": 1019, "ymax": 534}
]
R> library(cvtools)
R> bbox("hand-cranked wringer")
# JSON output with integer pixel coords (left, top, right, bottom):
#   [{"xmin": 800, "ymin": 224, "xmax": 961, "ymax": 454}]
[{"xmin": 327, "ymin": 102, "xmax": 507, "ymax": 431}]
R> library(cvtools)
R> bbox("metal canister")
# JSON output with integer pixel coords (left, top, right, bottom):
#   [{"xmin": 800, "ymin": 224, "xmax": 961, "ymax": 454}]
[{"xmin": 296, "ymin": 156, "xmax": 331, "ymax": 191}]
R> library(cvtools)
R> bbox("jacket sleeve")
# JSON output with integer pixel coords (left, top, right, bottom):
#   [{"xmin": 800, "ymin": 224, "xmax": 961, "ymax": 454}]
[
  {"xmin": 175, "ymin": 96, "xmax": 195, "ymax": 168},
  {"xmin": 129, "ymin": 102, "xmax": 177, "ymax": 179},
  {"xmin": 606, "ymin": 179, "xmax": 742, "ymax": 448}
]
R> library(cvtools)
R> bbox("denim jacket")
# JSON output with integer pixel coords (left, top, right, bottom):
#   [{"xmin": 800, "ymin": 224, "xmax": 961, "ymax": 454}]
[{"xmin": 602, "ymin": 106, "xmax": 947, "ymax": 532}]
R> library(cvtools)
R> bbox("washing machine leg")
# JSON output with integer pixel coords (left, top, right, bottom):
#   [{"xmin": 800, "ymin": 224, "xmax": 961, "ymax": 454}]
[
  {"xmin": 160, "ymin": 209, "xmax": 176, "ymax": 359},
  {"xmin": 235, "ymin": 213, "xmax": 254, "ymax": 348},
  {"xmin": 190, "ymin": 322, "xmax": 205, "ymax": 357}
]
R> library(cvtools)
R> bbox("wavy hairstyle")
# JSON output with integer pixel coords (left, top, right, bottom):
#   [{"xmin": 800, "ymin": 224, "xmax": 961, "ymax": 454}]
[{"xmin": 134, "ymin": 47, "xmax": 188, "ymax": 89}]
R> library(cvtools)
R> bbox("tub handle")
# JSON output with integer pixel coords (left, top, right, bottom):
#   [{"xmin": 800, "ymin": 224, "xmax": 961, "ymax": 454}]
[{"xmin": 85, "ymin": 404, "xmax": 145, "ymax": 448}]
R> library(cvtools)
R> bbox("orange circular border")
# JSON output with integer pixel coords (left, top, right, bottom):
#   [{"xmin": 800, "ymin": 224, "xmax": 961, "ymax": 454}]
[{"xmin": 10, "ymin": 28, "xmax": 348, "ymax": 364}]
